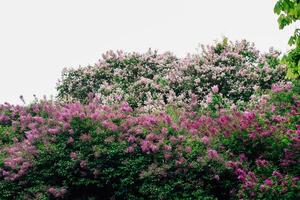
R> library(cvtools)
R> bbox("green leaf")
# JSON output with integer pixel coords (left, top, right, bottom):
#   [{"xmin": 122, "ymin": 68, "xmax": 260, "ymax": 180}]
[{"xmin": 274, "ymin": 1, "xmax": 282, "ymax": 14}]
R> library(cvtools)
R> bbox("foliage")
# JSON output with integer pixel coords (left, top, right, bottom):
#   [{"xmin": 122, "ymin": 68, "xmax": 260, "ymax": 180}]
[
  {"xmin": 274, "ymin": 0, "xmax": 300, "ymax": 79},
  {"xmin": 0, "ymin": 83, "xmax": 299, "ymax": 200}
]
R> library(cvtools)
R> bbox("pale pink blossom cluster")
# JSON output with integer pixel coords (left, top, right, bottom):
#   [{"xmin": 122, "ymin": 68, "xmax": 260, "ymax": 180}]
[{"xmin": 57, "ymin": 39, "xmax": 286, "ymax": 111}]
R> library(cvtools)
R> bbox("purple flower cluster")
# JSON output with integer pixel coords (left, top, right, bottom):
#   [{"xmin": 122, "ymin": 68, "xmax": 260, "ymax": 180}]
[{"xmin": 0, "ymin": 76, "xmax": 299, "ymax": 199}]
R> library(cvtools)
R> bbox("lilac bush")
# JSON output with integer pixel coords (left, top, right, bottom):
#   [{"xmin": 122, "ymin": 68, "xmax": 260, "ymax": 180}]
[
  {"xmin": 0, "ymin": 39, "xmax": 297, "ymax": 199},
  {"xmin": 57, "ymin": 39, "xmax": 286, "ymax": 112},
  {"xmin": 0, "ymin": 82, "xmax": 299, "ymax": 199}
]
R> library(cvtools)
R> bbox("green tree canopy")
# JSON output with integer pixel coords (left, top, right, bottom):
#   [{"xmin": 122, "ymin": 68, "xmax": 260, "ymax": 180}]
[{"xmin": 274, "ymin": 0, "xmax": 300, "ymax": 79}]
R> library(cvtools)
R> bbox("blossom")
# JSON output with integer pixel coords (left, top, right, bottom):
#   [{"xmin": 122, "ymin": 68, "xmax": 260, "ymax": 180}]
[
  {"xmin": 271, "ymin": 84, "xmax": 283, "ymax": 93},
  {"xmin": 68, "ymin": 137, "xmax": 74, "ymax": 144},
  {"xmin": 150, "ymin": 144, "xmax": 159, "ymax": 153},
  {"xmin": 175, "ymin": 157, "xmax": 185, "ymax": 166},
  {"xmin": 255, "ymin": 159, "xmax": 269, "ymax": 167},
  {"xmin": 207, "ymin": 149, "xmax": 219, "ymax": 159},
  {"xmin": 48, "ymin": 187, "xmax": 59, "ymax": 197},
  {"xmin": 201, "ymin": 136, "xmax": 210, "ymax": 144},
  {"xmin": 214, "ymin": 175, "xmax": 220, "ymax": 181},
  {"xmin": 185, "ymin": 146, "xmax": 192, "ymax": 153},
  {"xmin": 47, "ymin": 187, "xmax": 67, "ymax": 198},
  {"xmin": 212, "ymin": 85, "xmax": 219, "ymax": 93},
  {"xmin": 80, "ymin": 134, "xmax": 92, "ymax": 142},
  {"xmin": 126, "ymin": 146, "xmax": 134, "ymax": 153},
  {"xmin": 177, "ymin": 135, "xmax": 185, "ymax": 141},
  {"xmin": 272, "ymin": 170, "xmax": 283, "ymax": 179},
  {"xmin": 145, "ymin": 133, "xmax": 156, "ymax": 141},
  {"xmin": 264, "ymin": 179, "xmax": 272, "ymax": 186},
  {"xmin": 70, "ymin": 152, "xmax": 77, "ymax": 160},
  {"xmin": 102, "ymin": 120, "xmax": 118, "ymax": 131},
  {"xmin": 243, "ymin": 111, "xmax": 255, "ymax": 120},
  {"xmin": 164, "ymin": 153, "xmax": 172, "ymax": 160},
  {"xmin": 206, "ymin": 95, "xmax": 213, "ymax": 104},
  {"xmin": 127, "ymin": 135, "xmax": 136, "ymax": 143},
  {"xmin": 260, "ymin": 184, "xmax": 266, "ymax": 191},
  {"xmin": 161, "ymin": 127, "xmax": 168, "ymax": 135},
  {"xmin": 120, "ymin": 102, "xmax": 133, "ymax": 112},
  {"xmin": 48, "ymin": 128, "xmax": 60, "ymax": 135},
  {"xmin": 140, "ymin": 140, "xmax": 150, "ymax": 152},
  {"xmin": 57, "ymin": 39, "xmax": 286, "ymax": 111},
  {"xmin": 80, "ymin": 160, "xmax": 87, "ymax": 169}
]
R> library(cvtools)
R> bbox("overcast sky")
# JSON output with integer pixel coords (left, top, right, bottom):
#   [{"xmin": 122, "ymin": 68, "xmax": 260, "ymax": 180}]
[{"xmin": 0, "ymin": 0, "xmax": 297, "ymax": 104}]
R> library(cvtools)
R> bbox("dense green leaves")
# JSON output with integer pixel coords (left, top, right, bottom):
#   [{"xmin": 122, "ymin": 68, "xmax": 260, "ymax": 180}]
[{"xmin": 274, "ymin": 0, "xmax": 300, "ymax": 78}]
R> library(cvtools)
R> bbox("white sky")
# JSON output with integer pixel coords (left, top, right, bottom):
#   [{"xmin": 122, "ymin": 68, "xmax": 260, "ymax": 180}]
[{"xmin": 0, "ymin": 0, "xmax": 297, "ymax": 105}]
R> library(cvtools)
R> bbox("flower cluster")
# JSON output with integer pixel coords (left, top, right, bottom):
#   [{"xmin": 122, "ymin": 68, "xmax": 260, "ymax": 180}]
[
  {"xmin": 0, "ymin": 83, "xmax": 299, "ymax": 199},
  {"xmin": 57, "ymin": 39, "xmax": 286, "ymax": 112}
]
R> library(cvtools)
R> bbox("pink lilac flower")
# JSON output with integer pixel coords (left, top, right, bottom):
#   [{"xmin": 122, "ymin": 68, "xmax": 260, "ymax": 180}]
[
  {"xmin": 70, "ymin": 152, "xmax": 77, "ymax": 160},
  {"xmin": 79, "ymin": 113, "xmax": 85, "ymax": 119},
  {"xmin": 150, "ymin": 144, "xmax": 159, "ymax": 153},
  {"xmin": 32, "ymin": 116, "xmax": 44, "ymax": 123},
  {"xmin": 243, "ymin": 111, "xmax": 255, "ymax": 121},
  {"xmin": 207, "ymin": 149, "xmax": 219, "ymax": 159},
  {"xmin": 226, "ymin": 161, "xmax": 240, "ymax": 169},
  {"xmin": 255, "ymin": 159, "xmax": 268, "ymax": 167},
  {"xmin": 126, "ymin": 146, "xmax": 134, "ymax": 153},
  {"xmin": 239, "ymin": 153, "xmax": 247, "ymax": 162},
  {"xmin": 264, "ymin": 179, "xmax": 272, "ymax": 186},
  {"xmin": 48, "ymin": 188, "xmax": 59, "ymax": 197},
  {"xmin": 161, "ymin": 127, "xmax": 168, "ymax": 135},
  {"xmin": 236, "ymin": 170, "xmax": 247, "ymax": 182},
  {"xmin": 127, "ymin": 135, "xmax": 136, "ymax": 143},
  {"xmin": 212, "ymin": 85, "xmax": 219, "ymax": 93},
  {"xmin": 272, "ymin": 170, "xmax": 283, "ymax": 179},
  {"xmin": 169, "ymin": 136, "xmax": 177, "ymax": 144},
  {"xmin": 63, "ymin": 123, "xmax": 71, "ymax": 129},
  {"xmin": 201, "ymin": 136, "xmax": 210, "ymax": 144},
  {"xmin": 177, "ymin": 135, "xmax": 185, "ymax": 141},
  {"xmin": 140, "ymin": 140, "xmax": 150, "ymax": 152},
  {"xmin": 271, "ymin": 83, "xmax": 284, "ymax": 93},
  {"xmin": 171, "ymin": 124, "xmax": 178, "ymax": 131},
  {"xmin": 146, "ymin": 133, "xmax": 156, "ymax": 141},
  {"xmin": 218, "ymin": 115, "xmax": 229, "ymax": 125},
  {"xmin": 260, "ymin": 184, "xmax": 266, "ymax": 191},
  {"xmin": 175, "ymin": 157, "xmax": 185, "ymax": 166},
  {"xmin": 47, "ymin": 187, "xmax": 67, "ymax": 198},
  {"xmin": 88, "ymin": 92, "xmax": 95, "ymax": 101},
  {"xmin": 69, "ymin": 129, "xmax": 74, "ymax": 135},
  {"xmin": 80, "ymin": 134, "xmax": 92, "ymax": 142},
  {"xmin": 48, "ymin": 128, "xmax": 60, "ymax": 135},
  {"xmin": 80, "ymin": 160, "xmax": 87, "ymax": 169},
  {"xmin": 91, "ymin": 112, "xmax": 100, "ymax": 120},
  {"xmin": 164, "ymin": 145, "xmax": 172, "ymax": 151},
  {"xmin": 102, "ymin": 120, "xmax": 118, "ymax": 131},
  {"xmin": 206, "ymin": 95, "xmax": 213, "ymax": 104},
  {"xmin": 120, "ymin": 102, "xmax": 133, "ymax": 112},
  {"xmin": 164, "ymin": 153, "xmax": 172, "ymax": 160},
  {"xmin": 185, "ymin": 146, "xmax": 192, "ymax": 153},
  {"xmin": 68, "ymin": 137, "xmax": 74, "ymax": 144},
  {"xmin": 214, "ymin": 175, "xmax": 220, "ymax": 181}
]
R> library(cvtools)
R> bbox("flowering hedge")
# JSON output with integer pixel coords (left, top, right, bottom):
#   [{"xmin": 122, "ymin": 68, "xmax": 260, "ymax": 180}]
[
  {"xmin": 57, "ymin": 39, "xmax": 286, "ymax": 112},
  {"xmin": 0, "ymin": 82, "xmax": 299, "ymax": 200}
]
